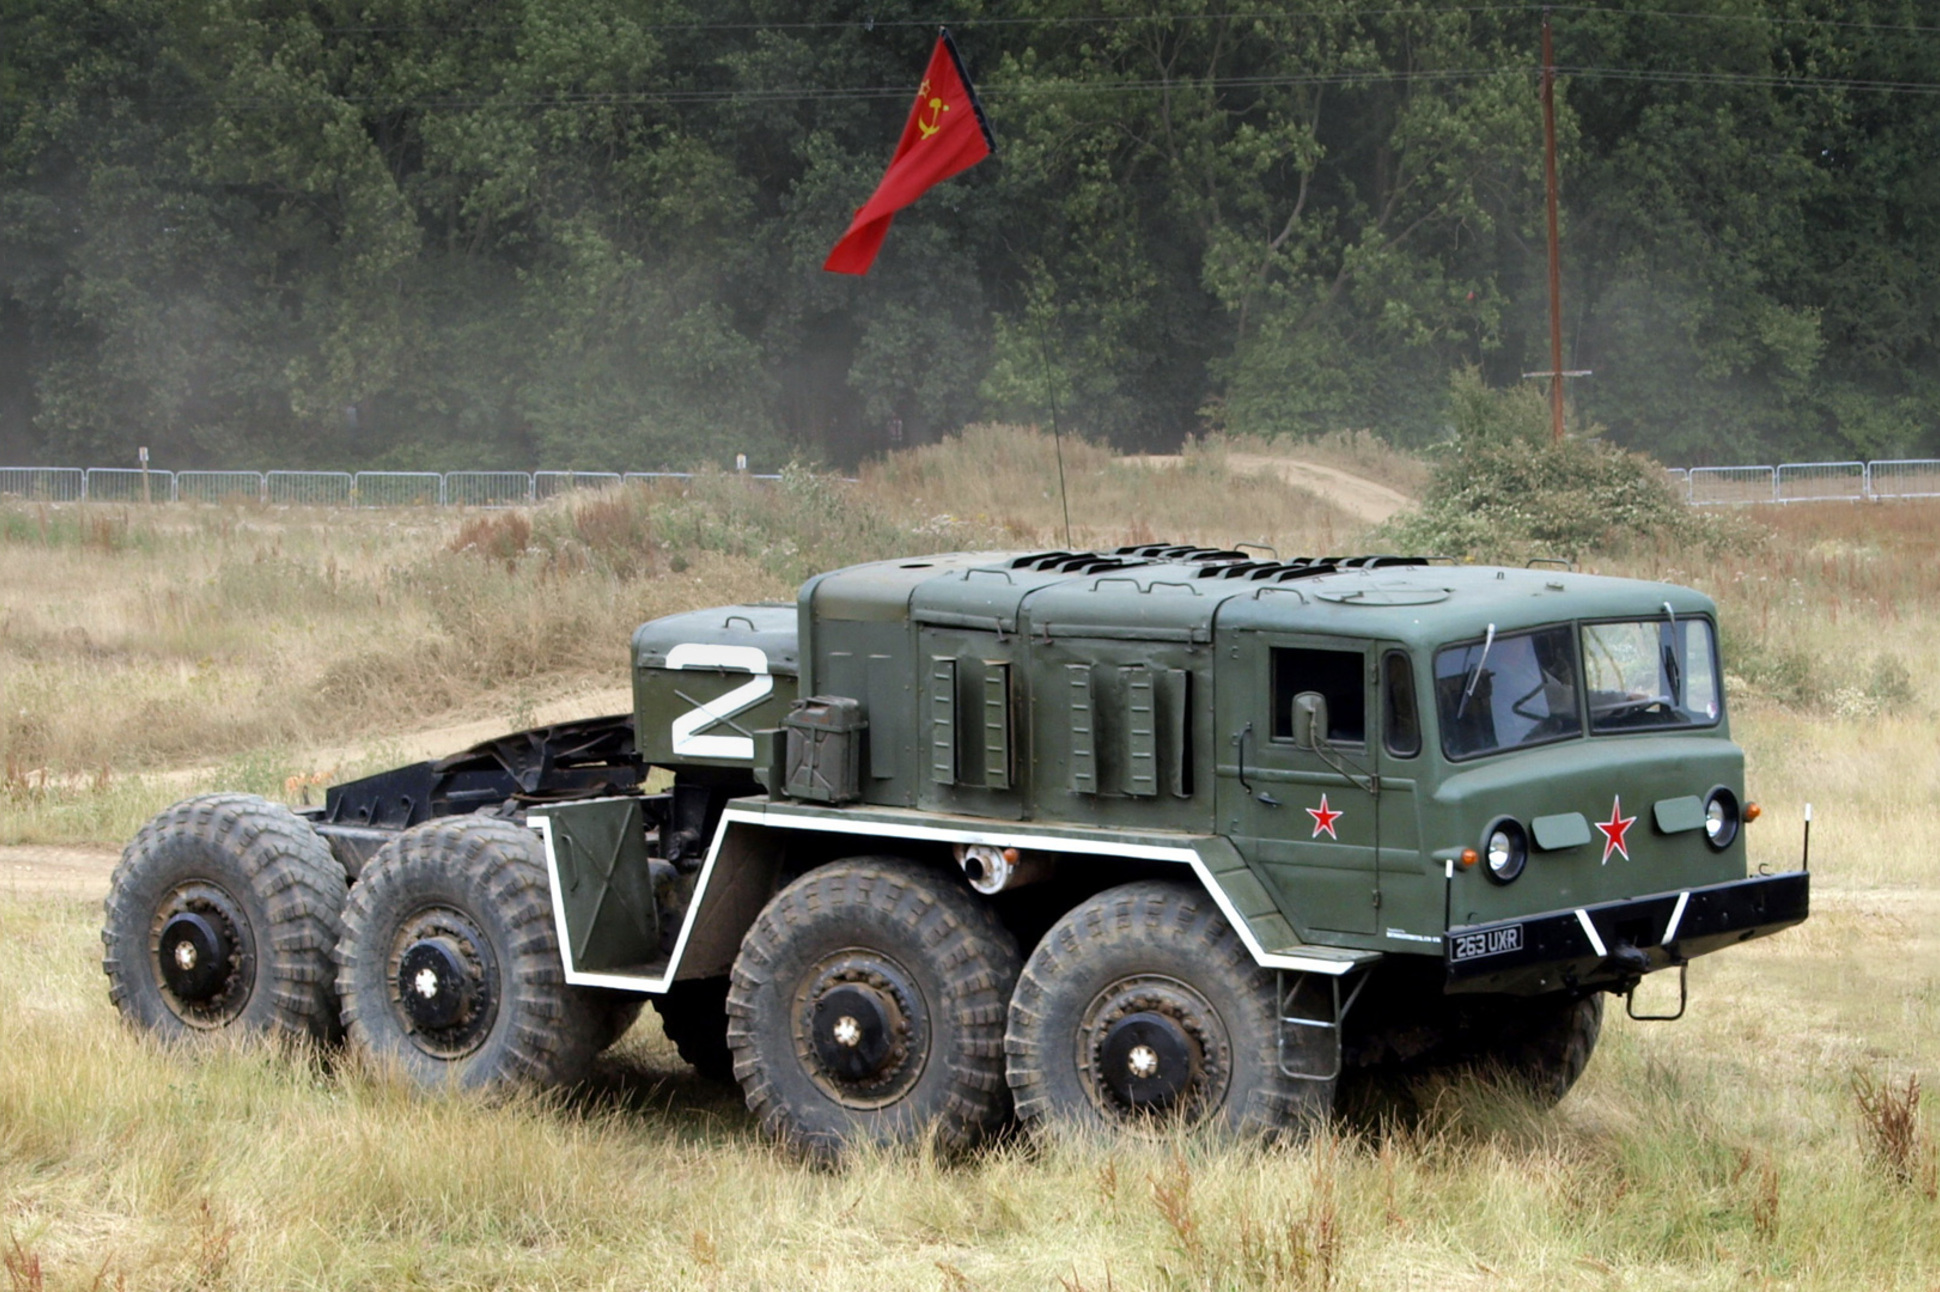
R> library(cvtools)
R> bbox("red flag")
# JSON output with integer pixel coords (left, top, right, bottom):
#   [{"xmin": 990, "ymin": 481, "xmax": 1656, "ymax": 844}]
[{"xmin": 823, "ymin": 31, "xmax": 995, "ymax": 276}]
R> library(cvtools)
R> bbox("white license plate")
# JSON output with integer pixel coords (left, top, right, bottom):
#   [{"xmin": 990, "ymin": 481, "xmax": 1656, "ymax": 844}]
[{"xmin": 1450, "ymin": 924, "xmax": 1524, "ymax": 962}]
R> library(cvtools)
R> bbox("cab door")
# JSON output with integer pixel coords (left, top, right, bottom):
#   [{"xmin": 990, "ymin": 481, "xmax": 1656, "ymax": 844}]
[{"xmin": 1215, "ymin": 630, "xmax": 1380, "ymax": 935}]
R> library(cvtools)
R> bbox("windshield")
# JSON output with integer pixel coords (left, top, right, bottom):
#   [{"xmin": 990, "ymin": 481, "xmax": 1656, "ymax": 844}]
[
  {"xmin": 1582, "ymin": 617, "xmax": 1721, "ymax": 731},
  {"xmin": 1435, "ymin": 626, "xmax": 1581, "ymax": 759}
]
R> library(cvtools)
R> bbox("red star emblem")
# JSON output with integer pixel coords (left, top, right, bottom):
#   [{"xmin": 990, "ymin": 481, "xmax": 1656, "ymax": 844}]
[
  {"xmin": 1595, "ymin": 795, "xmax": 1636, "ymax": 864},
  {"xmin": 1307, "ymin": 794, "xmax": 1343, "ymax": 839}
]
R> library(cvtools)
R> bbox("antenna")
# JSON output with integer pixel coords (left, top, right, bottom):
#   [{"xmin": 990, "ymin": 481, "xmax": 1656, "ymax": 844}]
[
  {"xmin": 1037, "ymin": 326, "xmax": 1074, "ymax": 549},
  {"xmin": 1537, "ymin": 10, "xmax": 1583, "ymax": 444}
]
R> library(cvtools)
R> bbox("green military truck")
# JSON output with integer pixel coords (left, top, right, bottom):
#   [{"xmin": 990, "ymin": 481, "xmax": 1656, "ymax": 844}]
[{"xmin": 102, "ymin": 544, "xmax": 1808, "ymax": 1154}]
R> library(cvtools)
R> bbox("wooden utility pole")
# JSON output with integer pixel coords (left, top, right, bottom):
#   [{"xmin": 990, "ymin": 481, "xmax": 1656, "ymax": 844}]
[{"xmin": 1541, "ymin": 11, "xmax": 1566, "ymax": 444}]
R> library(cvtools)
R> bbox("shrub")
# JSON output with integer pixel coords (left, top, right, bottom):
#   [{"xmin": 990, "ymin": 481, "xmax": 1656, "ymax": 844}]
[{"xmin": 1379, "ymin": 369, "xmax": 1750, "ymax": 563}]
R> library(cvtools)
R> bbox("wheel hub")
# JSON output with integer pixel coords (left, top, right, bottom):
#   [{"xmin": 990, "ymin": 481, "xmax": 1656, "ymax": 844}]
[
  {"xmin": 1098, "ymin": 1011, "xmax": 1197, "ymax": 1109},
  {"xmin": 157, "ymin": 911, "xmax": 232, "ymax": 1002},
  {"xmin": 794, "ymin": 951, "xmax": 928, "ymax": 1108},
  {"xmin": 386, "ymin": 907, "xmax": 497, "ymax": 1058},
  {"xmin": 148, "ymin": 881, "xmax": 254, "ymax": 1027},
  {"xmin": 811, "ymin": 984, "xmax": 897, "ymax": 1080},
  {"xmin": 1077, "ymin": 975, "xmax": 1230, "ymax": 1125},
  {"xmin": 397, "ymin": 937, "xmax": 475, "ymax": 1031}
]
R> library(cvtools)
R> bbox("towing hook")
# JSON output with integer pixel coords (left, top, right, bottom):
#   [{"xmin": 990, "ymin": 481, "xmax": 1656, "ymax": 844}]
[{"xmin": 1606, "ymin": 942, "xmax": 1651, "ymax": 976}]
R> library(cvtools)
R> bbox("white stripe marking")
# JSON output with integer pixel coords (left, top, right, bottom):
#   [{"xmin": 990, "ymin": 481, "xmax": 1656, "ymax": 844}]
[
  {"xmin": 1662, "ymin": 890, "xmax": 1690, "ymax": 945},
  {"xmin": 1575, "ymin": 908, "xmax": 1608, "ymax": 958},
  {"xmin": 715, "ymin": 807, "xmax": 1363, "ymax": 976},
  {"xmin": 535, "ymin": 803, "xmax": 1374, "ymax": 991},
  {"xmin": 532, "ymin": 803, "xmax": 740, "ymax": 995}
]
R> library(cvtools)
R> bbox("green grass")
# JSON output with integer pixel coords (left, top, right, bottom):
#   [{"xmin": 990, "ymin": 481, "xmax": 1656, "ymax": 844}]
[{"xmin": 1, "ymin": 881, "xmax": 1934, "ymax": 1288}]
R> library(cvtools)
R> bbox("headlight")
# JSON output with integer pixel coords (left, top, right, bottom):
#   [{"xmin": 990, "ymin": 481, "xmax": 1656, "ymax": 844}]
[
  {"xmin": 1703, "ymin": 787, "xmax": 1741, "ymax": 850},
  {"xmin": 1483, "ymin": 818, "xmax": 1527, "ymax": 884}
]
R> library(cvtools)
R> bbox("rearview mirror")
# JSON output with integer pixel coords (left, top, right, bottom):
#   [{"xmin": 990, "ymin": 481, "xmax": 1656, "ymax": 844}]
[{"xmin": 1291, "ymin": 692, "xmax": 1329, "ymax": 750}]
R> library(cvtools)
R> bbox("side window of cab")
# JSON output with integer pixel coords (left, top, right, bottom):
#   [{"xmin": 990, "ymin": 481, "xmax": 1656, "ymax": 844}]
[
  {"xmin": 1269, "ymin": 647, "xmax": 1366, "ymax": 745},
  {"xmin": 1382, "ymin": 650, "xmax": 1420, "ymax": 757}
]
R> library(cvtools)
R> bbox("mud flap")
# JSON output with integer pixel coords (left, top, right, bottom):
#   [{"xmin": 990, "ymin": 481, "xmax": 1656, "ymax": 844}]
[{"xmin": 532, "ymin": 798, "xmax": 660, "ymax": 974}]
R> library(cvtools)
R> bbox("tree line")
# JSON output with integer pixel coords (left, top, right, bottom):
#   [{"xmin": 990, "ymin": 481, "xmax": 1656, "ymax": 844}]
[{"xmin": 2, "ymin": 0, "xmax": 1934, "ymax": 472}]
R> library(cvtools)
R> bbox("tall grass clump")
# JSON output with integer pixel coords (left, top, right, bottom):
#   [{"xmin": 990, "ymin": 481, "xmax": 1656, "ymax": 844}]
[
  {"xmin": 0, "ymin": 504, "xmax": 157, "ymax": 553},
  {"xmin": 1853, "ymin": 1071, "xmax": 1938, "ymax": 1200}
]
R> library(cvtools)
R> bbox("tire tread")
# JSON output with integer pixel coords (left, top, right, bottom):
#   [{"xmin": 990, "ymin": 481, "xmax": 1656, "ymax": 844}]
[
  {"xmin": 726, "ymin": 859, "xmax": 1020, "ymax": 1156},
  {"xmin": 101, "ymin": 794, "xmax": 347, "ymax": 1043},
  {"xmin": 335, "ymin": 815, "xmax": 601, "ymax": 1089},
  {"xmin": 1006, "ymin": 879, "xmax": 1330, "ymax": 1138}
]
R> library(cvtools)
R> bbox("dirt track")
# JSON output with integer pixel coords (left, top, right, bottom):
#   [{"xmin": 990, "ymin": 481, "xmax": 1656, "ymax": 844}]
[
  {"xmin": 0, "ymin": 845, "xmax": 120, "ymax": 902},
  {"xmin": 294, "ymin": 685, "xmax": 636, "ymax": 780},
  {"xmin": 1125, "ymin": 453, "xmax": 1414, "ymax": 525}
]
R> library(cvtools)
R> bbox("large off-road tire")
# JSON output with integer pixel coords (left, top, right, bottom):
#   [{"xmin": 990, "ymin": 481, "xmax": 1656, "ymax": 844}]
[
  {"xmin": 590, "ymin": 991, "xmax": 647, "ymax": 1053},
  {"xmin": 1005, "ymin": 879, "xmax": 1332, "ymax": 1139},
  {"xmin": 1338, "ymin": 990, "xmax": 1604, "ymax": 1124},
  {"xmin": 1487, "ymin": 992, "xmax": 1603, "ymax": 1104},
  {"xmin": 726, "ymin": 858, "xmax": 1021, "ymax": 1159},
  {"xmin": 335, "ymin": 816, "xmax": 602, "ymax": 1090},
  {"xmin": 652, "ymin": 976, "xmax": 735, "ymax": 1081},
  {"xmin": 101, "ymin": 794, "xmax": 347, "ymax": 1044}
]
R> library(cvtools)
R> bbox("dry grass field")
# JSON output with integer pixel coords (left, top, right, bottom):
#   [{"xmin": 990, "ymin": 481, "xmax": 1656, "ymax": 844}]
[{"xmin": 0, "ymin": 426, "xmax": 1935, "ymax": 1289}]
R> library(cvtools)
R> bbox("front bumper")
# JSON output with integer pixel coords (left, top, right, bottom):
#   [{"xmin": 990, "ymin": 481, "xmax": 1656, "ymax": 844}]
[{"xmin": 1443, "ymin": 870, "xmax": 1809, "ymax": 995}]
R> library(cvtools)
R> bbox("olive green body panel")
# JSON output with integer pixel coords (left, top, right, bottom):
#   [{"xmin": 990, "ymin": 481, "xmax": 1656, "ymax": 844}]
[
  {"xmin": 1213, "ymin": 625, "xmax": 1383, "ymax": 937},
  {"xmin": 632, "ymin": 604, "xmax": 799, "ymax": 768},
  {"xmin": 531, "ymin": 797, "xmax": 789, "ymax": 991},
  {"xmin": 814, "ymin": 619, "xmax": 919, "ymax": 798},
  {"xmin": 1432, "ymin": 734, "xmax": 1745, "ymax": 928},
  {"xmin": 617, "ymin": 550, "xmax": 1773, "ymax": 973}
]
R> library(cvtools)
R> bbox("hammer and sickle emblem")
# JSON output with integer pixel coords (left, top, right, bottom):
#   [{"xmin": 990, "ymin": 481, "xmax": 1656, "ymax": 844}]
[{"xmin": 916, "ymin": 79, "xmax": 950, "ymax": 138}]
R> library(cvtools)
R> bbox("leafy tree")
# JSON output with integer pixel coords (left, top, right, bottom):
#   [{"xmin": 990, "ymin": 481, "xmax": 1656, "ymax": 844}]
[{"xmin": 1, "ymin": 0, "xmax": 1935, "ymax": 469}]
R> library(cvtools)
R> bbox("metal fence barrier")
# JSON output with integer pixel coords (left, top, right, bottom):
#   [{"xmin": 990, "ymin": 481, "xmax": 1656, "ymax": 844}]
[
  {"xmin": 7, "ymin": 457, "xmax": 1940, "ymax": 509},
  {"xmin": 84, "ymin": 467, "xmax": 175, "ymax": 502},
  {"xmin": 534, "ymin": 470, "xmax": 624, "ymax": 501},
  {"xmin": 1866, "ymin": 460, "xmax": 1940, "ymax": 501},
  {"xmin": 445, "ymin": 471, "xmax": 536, "ymax": 508},
  {"xmin": 268, "ymin": 470, "xmax": 354, "ymax": 506},
  {"xmin": 177, "ymin": 470, "xmax": 266, "ymax": 504},
  {"xmin": 1775, "ymin": 461, "xmax": 1867, "ymax": 503},
  {"xmin": 1684, "ymin": 459, "xmax": 1940, "ymax": 505},
  {"xmin": 353, "ymin": 471, "xmax": 445, "ymax": 507},
  {"xmin": 0, "ymin": 467, "xmax": 85, "ymax": 501},
  {"xmin": 1688, "ymin": 465, "xmax": 1776, "ymax": 506}
]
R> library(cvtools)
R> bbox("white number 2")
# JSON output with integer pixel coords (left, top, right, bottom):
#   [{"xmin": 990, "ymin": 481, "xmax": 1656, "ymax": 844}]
[{"xmin": 664, "ymin": 643, "xmax": 773, "ymax": 760}]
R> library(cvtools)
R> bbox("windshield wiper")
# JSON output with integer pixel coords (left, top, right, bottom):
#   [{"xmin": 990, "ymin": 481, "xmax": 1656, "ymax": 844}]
[
  {"xmin": 1457, "ymin": 622, "xmax": 1496, "ymax": 719},
  {"xmin": 1661, "ymin": 602, "xmax": 1682, "ymax": 703}
]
